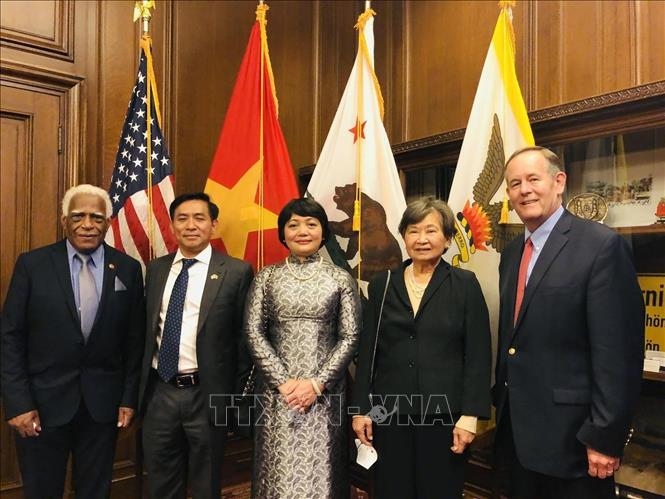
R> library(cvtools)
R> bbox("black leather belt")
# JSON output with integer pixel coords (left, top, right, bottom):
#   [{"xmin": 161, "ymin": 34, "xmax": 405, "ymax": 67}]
[
  {"xmin": 152, "ymin": 369, "xmax": 200, "ymax": 388},
  {"xmin": 154, "ymin": 370, "xmax": 200, "ymax": 388},
  {"xmin": 171, "ymin": 372, "xmax": 199, "ymax": 388}
]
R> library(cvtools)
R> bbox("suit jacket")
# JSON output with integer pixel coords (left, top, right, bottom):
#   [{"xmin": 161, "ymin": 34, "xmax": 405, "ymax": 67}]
[
  {"xmin": 352, "ymin": 259, "xmax": 491, "ymax": 419},
  {"xmin": 1, "ymin": 240, "xmax": 144, "ymax": 426},
  {"xmin": 138, "ymin": 249, "xmax": 253, "ymax": 422},
  {"xmin": 494, "ymin": 210, "xmax": 645, "ymax": 478}
]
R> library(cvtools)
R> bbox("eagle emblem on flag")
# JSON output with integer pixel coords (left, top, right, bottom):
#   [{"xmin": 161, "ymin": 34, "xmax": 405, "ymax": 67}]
[{"xmin": 452, "ymin": 114, "xmax": 523, "ymax": 267}]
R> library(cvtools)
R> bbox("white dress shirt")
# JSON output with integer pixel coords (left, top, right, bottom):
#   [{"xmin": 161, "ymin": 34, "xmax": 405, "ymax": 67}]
[
  {"xmin": 523, "ymin": 205, "xmax": 565, "ymax": 285},
  {"xmin": 152, "ymin": 245, "xmax": 212, "ymax": 373}
]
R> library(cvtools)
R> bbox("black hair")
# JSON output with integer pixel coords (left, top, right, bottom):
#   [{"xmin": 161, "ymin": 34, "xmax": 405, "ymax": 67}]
[
  {"xmin": 169, "ymin": 192, "xmax": 219, "ymax": 220},
  {"xmin": 277, "ymin": 198, "xmax": 330, "ymax": 248}
]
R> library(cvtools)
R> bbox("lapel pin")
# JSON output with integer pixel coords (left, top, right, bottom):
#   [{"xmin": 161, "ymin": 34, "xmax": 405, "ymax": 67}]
[
  {"xmin": 210, "ymin": 274, "xmax": 219, "ymax": 280},
  {"xmin": 108, "ymin": 263, "xmax": 115, "ymax": 269}
]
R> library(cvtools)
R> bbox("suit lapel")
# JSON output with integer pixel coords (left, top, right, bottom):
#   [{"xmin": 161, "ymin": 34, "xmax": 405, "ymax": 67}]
[
  {"xmin": 51, "ymin": 240, "xmax": 79, "ymax": 325},
  {"xmin": 416, "ymin": 259, "xmax": 450, "ymax": 319},
  {"xmin": 514, "ymin": 213, "xmax": 571, "ymax": 329},
  {"xmin": 149, "ymin": 255, "xmax": 174, "ymax": 337},
  {"xmin": 504, "ymin": 239, "xmax": 523, "ymax": 341},
  {"xmin": 87, "ymin": 244, "xmax": 116, "ymax": 343},
  {"xmin": 391, "ymin": 263, "xmax": 412, "ymax": 312},
  {"xmin": 196, "ymin": 251, "xmax": 227, "ymax": 334}
]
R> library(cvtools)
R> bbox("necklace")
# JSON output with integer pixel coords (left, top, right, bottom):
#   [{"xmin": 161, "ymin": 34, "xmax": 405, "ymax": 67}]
[
  {"xmin": 284, "ymin": 254, "xmax": 323, "ymax": 281},
  {"xmin": 405, "ymin": 265, "xmax": 429, "ymax": 299}
]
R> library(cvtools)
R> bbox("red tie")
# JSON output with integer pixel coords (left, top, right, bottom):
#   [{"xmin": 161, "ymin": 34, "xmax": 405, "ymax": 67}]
[{"xmin": 514, "ymin": 238, "xmax": 533, "ymax": 325}]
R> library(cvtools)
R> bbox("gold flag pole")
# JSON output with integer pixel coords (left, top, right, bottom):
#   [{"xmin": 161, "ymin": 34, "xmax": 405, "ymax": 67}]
[
  {"xmin": 353, "ymin": 2, "xmax": 377, "ymax": 285},
  {"xmin": 134, "ymin": 0, "xmax": 157, "ymax": 259},
  {"xmin": 134, "ymin": 0, "xmax": 155, "ymax": 34},
  {"xmin": 256, "ymin": 0, "xmax": 268, "ymax": 270},
  {"xmin": 498, "ymin": 0, "xmax": 516, "ymax": 225}
]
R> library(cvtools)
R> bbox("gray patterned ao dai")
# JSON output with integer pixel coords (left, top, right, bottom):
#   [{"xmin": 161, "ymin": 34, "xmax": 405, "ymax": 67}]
[{"xmin": 244, "ymin": 254, "xmax": 360, "ymax": 499}]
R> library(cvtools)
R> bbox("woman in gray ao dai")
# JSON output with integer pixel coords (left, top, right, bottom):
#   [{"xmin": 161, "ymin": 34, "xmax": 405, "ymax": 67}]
[{"xmin": 244, "ymin": 198, "xmax": 361, "ymax": 499}]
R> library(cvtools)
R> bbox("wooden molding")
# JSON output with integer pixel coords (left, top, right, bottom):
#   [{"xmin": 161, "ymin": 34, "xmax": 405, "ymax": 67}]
[
  {"xmin": 299, "ymin": 82, "xmax": 664, "ymax": 183},
  {"xmin": 1, "ymin": 60, "xmax": 84, "ymax": 188},
  {"xmin": 0, "ymin": 0, "xmax": 75, "ymax": 61},
  {"xmin": 0, "ymin": 110, "xmax": 33, "ymax": 258},
  {"xmin": 529, "ymin": 80, "xmax": 665, "ymax": 123},
  {"xmin": 392, "ymin": 128, "xmax": 465, "ymax": 155},
  {"xmin": 530, "ymin": 80, "xmax": 665, "ymax": 145},
  {"xmin": 0, "ymin": 59, "xmax": 83, "ymax": 89},
  {"xmin": 388, "ymin": 81, "xmax": 665, "ymax": 169}
]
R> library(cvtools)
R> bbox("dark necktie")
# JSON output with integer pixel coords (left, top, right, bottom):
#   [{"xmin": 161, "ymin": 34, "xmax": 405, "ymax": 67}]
[
  {"xmin": 158, "ymin": 258, "xmax": 196, "ymax": 382},
  {"xmin": 76, "ymin": 254, "xmax": 99, "ymax": 342},
  {"xmin": 514, "ymin": 238, "xmax": 533, "ymax": 325}
]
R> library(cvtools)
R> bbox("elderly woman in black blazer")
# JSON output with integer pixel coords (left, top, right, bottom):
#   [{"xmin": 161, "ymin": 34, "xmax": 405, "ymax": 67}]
[{"xmin": 352, "ymin": 196, "xmax": 491, "ymax": 499}]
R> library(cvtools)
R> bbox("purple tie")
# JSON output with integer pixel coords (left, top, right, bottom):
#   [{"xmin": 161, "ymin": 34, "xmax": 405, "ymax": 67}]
[{"xmin": 76, "ymin": 254, "xmax": 98, "ymax": 342}]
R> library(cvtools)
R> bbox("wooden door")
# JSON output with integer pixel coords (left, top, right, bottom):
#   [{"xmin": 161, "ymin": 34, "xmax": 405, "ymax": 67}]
[
  {"xmin": 0, "ymin": 79, "xmax": 64, "ymax": 498},
  {"xmin": 0, "ymin": 61, "xmax": 93, "ymax": 496}
]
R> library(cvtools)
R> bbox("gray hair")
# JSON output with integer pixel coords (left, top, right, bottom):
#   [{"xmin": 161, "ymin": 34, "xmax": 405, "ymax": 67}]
[
  {"xmin": 505, "ymin": 146, "xmax": 563, "ymax": 177},
  {"xmin": 61, "ymin": 184, "xmax": 113, "ymax": 218},
  {"xmin": 398, "ymin": 196, "xmax": 456, "ymax": 240}
]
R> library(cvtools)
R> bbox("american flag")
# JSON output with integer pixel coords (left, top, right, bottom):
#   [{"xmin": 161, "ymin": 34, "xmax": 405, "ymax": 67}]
[{"xmin": 105, "ymin": 42, "xmax": 176, "ymax": 267}]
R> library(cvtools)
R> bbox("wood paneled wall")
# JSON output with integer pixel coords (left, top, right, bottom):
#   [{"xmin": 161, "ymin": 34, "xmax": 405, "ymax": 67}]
[
  {"xmin": 3, "ymin": 0, "xmax": 664, "ymax": 187},
  {"xmin": 1, "ymin": 1, "xmax": 665, "ymax": 496},
  {"xmin": 398, "ymin": 0, "xmax": 665, "ymax": 138},
  {"xmin": 5, "ymin": 0, "xmax": 664, "ymax": 199}
]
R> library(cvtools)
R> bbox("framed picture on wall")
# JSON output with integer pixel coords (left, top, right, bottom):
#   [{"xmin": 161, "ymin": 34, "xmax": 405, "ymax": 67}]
[{"xmin": 561, "ymin": 130, "xmax": 665, "ymax": 228}]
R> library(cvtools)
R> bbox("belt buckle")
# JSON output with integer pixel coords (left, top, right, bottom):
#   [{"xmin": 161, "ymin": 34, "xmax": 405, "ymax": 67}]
[{"xmin": 175, "ymin": 373, "xmax": 194, "ymax": 388}]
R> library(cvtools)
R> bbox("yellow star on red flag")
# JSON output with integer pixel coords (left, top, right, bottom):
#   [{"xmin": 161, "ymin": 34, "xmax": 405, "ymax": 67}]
[{"xmin": 205, "ymin": 161, "xmax": 278, "ymax": 259}]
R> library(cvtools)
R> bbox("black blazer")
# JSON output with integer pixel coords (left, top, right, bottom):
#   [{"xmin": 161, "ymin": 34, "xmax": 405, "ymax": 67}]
[
  {"xmin": 352, "ymin": 259, "xmax": 491, "ymax": 419},
  {"xmin": 138, "ymin": 249, "xmax": 253, "ymax": 422},
  {"xmin": 1, "ymin": 240, "xmax": 144, "ymax": 425},
  {"xmin": 494, "ymin": 210, "xmax": 644, "ymax": 478}
]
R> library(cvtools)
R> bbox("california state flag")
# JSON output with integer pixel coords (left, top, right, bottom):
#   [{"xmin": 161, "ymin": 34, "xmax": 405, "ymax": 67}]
[
  {"xmin": 306, "ymin": 8, "xmax": 407, "ymax": 292},
  {"xmin": 205, "ymin": 4, "xmax": 298, "ymax": 270},
  {"xmin": 445, "ymin": 4, "xmax": 534, "ymax": 367}
]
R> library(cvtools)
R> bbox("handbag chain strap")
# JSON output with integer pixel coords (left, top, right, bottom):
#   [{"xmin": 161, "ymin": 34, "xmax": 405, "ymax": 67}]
[{"xmin": 369, "ymin": 269, "xmax": 391, "ymax": 384}]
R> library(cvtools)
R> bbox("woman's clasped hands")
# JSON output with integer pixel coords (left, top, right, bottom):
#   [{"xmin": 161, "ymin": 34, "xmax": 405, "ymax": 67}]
[{"xmin": 278, "ymin": 379, "xmax": 324, "ymax": 413}]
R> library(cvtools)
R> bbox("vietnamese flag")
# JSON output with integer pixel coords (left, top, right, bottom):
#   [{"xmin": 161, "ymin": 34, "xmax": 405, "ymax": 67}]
[{"xmin": 205, "ymin": 3, "xmax": 299, "ymax": 270}]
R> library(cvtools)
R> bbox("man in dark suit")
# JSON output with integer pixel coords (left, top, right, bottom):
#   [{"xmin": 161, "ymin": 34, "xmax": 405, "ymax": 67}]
[
  {"xmin": 494, "ymin": 146, "xmax": 645, "ymax": 499},
  {"xmin": 1, "ymin": 184, "xmax": 144, "ymax": 499},
  {"xmin": 138, "ymin": 192, "xmax": 253, "ymax": 499}
]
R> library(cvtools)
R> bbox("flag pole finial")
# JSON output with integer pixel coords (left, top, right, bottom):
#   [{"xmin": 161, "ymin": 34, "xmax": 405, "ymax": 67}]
[
  {"xmin": 498, "ymin": 1, "xmax": 516, "ymax": 10},
  {"xmin": 256, "ymin": 1, "xmax": 269, "ymax": 24},
  {"xmin": 134, "ymin": 0, "xmax": 156, "ymax": 35},
  {"xmin": 355, "ymin": 8, "xmax": 376, "ymax": 31}
]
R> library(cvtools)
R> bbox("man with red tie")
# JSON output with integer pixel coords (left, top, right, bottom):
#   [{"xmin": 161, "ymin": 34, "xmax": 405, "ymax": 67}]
[{"xmin": 493, "ymin": 147, "xmax": 645, "ymax": 499}]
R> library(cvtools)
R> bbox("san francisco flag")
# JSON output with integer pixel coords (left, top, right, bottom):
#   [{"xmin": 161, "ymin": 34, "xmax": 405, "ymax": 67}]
[
  {"xmin": 306, "ymin": 7, "xmax": 407, "ymax": 293},
  {"xmin": 445, "ymin": 1, "xmax": 534, "ymax": 364},
  {"xmin": 205, "ymin": 3, "xmax": 298, "ymax": 270}
]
